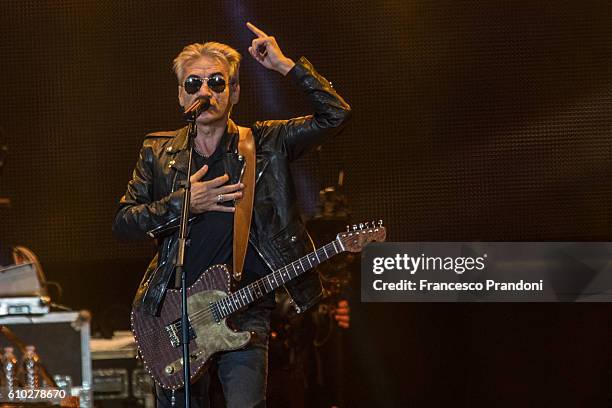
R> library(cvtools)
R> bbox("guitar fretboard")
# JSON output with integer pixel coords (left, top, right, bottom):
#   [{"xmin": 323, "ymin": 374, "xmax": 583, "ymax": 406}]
[{"xmin": 212, "ymin": 239, "xmax": 345, "ymax": 319}]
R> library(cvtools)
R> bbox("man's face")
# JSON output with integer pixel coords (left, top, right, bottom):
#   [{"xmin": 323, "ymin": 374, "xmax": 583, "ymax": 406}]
[{"xmin": 178, "ymin": 55, "xmax": 240, "ymax": 126}]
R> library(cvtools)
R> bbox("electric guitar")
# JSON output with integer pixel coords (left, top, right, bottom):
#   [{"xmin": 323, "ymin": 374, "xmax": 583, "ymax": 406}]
[{"xmin": 131, "ymin": 221, "xmax": 386, "ymax": 389}]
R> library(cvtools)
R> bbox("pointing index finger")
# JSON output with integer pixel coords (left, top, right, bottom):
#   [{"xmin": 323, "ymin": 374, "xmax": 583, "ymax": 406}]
[{"xmin": 246, "ymin": 22, "xmax": 268, "ymax": 38}]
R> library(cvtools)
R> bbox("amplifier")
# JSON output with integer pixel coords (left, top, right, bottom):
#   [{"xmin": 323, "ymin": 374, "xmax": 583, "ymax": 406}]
[
  {"xmin": 90, "ymin": 331, "xmax": 154, "ymax": 408},
  {"xmin": 0, "ymin": 296, "xmax": 50, "ymax": 316},
  {"xmin": 0, "ymin": 262, "xmax": 50, "ymax": 316},
  {"xmin": 0, "ymin": 263, "xmax": 43, "ymax": 297}
]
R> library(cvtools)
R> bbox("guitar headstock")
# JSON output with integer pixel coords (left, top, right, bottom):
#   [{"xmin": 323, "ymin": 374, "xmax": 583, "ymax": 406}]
[{"xmin": 337, "ymin": 220, "xmax": 386, "ymax": 253}]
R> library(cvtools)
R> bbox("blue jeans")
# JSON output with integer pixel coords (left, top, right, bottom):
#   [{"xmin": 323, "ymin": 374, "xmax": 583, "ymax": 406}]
[{"xmin": 155, "ymin": 306, "xmax": 271, "ymax": 408}]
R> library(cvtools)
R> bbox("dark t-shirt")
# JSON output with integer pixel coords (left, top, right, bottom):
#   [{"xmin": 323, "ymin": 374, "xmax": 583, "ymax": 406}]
[{"xmin": 183, "ymin": 132, "xmax": 275, "ymax": 310}]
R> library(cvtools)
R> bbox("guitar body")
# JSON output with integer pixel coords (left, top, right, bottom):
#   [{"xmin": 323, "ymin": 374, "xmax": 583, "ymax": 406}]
[
  {"xmin": 131, "ymin": 221, "xmax": 386, "ymax": 389},
  {"xmin": 131, "ymin": 264, "xmax": 251, "ymax": 390}
]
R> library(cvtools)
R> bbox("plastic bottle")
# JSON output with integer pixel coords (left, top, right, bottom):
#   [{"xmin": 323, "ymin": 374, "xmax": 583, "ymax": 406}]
[
  {"xmin": 20, "ymin": 345, "xmax": 40, "ymax": 389},
  {"xmin": 79, "ymin": 380, "xmax": 92, "ymax": 408},
  {"xmin": 1, "ymin": 347, "xmax": 18, "ymax": 391}
]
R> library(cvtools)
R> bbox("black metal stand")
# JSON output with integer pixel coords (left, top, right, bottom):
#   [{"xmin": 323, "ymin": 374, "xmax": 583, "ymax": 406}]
[{"xmin": 175, "ymin": 116, "xmax": 197, "ymax": 408}]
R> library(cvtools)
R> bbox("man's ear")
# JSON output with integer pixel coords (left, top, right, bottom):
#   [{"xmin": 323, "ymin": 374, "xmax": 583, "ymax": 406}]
[
  {"xmin": 230, "ymin": 83, "xmax": 240, "ymax": 105},
  {"xmin": 177, "ymin": 85, "xmax": 186, "ymax": 110}
]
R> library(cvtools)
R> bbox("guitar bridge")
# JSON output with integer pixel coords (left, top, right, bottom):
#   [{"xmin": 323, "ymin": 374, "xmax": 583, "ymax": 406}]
[{"xmin": 165, "ymin": 319, "xmax": 197, "ymax": 348}]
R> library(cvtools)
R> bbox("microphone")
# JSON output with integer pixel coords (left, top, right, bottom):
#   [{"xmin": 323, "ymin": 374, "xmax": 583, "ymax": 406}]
[{"xmin": 183, "ymin": 97, "xmax": 210, "ymax": 121}]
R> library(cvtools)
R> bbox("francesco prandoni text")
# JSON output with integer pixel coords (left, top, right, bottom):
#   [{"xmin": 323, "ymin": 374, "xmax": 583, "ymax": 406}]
[
  {"xmin": 371, "ymin": 254, "xmax": 543, "ymax": 292},
  {"xmin": 373, "ymin": 279, "xmax": 544, "ymax": 291}
]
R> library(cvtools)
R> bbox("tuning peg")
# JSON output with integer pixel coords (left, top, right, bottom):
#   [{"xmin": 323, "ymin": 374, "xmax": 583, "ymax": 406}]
[
  {"xmin": 365, "ymin": 221, "xmax": 370, "ymax": 229},
  {"xmin": 352, "ymin": 224, "xmax": 358, "ymax": 231},
  {"xmin": 378, "ymin": 219, "xmax": 383, "ymax": 226},
  {"xmin": 346, "ymin": 225, "xmax": 350, "ymax": 232},
  {"xmin": 359, "ymin": 223, "xmax": 364, "ymax": 230}
]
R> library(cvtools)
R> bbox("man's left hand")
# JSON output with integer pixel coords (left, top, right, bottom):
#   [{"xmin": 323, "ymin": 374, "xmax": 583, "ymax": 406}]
[{"xmin": 247, "ymin": 22, "xmax": 295, "ymax": 76}]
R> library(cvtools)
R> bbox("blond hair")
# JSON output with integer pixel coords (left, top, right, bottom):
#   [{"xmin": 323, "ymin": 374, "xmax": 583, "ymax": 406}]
[{"xmin": 173, "ymin": 42, "xmax": 241, "ymax": 84}]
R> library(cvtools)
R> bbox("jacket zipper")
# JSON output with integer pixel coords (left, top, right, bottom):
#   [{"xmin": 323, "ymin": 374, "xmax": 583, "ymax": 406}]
[
  {"xmin": 146, "ymin": 170, "xmax": 181, "ymax": 238},
  {"xmin": 155, "ymin": 169, "xmax": 180, "ymax": 282}
]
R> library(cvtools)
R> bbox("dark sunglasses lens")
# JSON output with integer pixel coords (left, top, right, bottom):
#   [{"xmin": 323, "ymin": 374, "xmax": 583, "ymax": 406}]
[
  {"xmin": 184, "ymin": 76, "xmax": 203, "ymax": 94},
  {"xmin": 208, "ymin": 76, "xmax": 226, "ymax": 93}
]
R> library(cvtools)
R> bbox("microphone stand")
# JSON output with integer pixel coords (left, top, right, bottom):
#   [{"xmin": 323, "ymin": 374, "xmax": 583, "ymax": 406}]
[{"xmin": 175, "ymin": 105, "xmax": 199, "ymax": 408}]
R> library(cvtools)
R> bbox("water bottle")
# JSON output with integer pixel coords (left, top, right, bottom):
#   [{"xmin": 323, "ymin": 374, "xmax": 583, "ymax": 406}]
[
  {"xmin": 1, "ymin": 347, "xmax": 18, "ymax": 391},
  {"xmin": 79, "ymin": 380, "xmax": 92, "ymax": 408},
  {"xmin": 20, "ymin": 345, "xmax": 40, "ymax": 389},
  {"xmin": 52, "ymin": 374, "xmax": 73, "ymax": 394}
]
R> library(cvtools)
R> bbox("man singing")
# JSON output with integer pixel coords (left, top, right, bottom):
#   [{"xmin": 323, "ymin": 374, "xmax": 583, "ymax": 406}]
[{"xmin": 113, "ymin": 23, "xmax": 351, "ymax": 407}]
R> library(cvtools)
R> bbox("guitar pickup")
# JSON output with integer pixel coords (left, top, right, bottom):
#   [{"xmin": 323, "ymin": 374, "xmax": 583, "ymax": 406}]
[{"xmin": 165, "ymin": 319, "xmax": 197, "ymax": 348}]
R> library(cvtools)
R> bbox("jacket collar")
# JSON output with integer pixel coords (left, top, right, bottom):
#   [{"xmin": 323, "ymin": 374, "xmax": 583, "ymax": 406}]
[
  {"xmin": 169, "ymin": 119, "xmax": 239, "ymax": 155},
  {"xmin": 168, "ymin": 119, "xmax": 240, "ymax": 175}
]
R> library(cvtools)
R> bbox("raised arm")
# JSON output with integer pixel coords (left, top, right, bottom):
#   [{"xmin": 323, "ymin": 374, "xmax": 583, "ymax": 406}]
[{"xmin": 246, "ymin": 22, "xmax": 352, "ymax": 161}]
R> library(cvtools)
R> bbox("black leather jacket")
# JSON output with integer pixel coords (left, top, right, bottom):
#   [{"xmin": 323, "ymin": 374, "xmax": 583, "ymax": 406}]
[{"xmin": 113, "ymin": 57, "xmax": 351, "ymax": 316}]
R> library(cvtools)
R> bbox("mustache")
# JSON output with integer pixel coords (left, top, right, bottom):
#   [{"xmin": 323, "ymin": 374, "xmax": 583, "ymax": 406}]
[{"xmin": 197, "ymin": 96, "xmax": 216, "ymax": 108}]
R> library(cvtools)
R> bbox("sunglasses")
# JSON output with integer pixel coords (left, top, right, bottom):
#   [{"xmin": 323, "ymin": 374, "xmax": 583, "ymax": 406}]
[{"xmin": 182, "ymin": 74, "xmax": 228, "ymax": 94}]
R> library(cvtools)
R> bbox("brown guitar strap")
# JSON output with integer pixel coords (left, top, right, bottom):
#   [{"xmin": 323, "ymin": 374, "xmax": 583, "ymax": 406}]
[{"xmin": 233, "ymin": 126, "xmax": 255, "ymax": 281}]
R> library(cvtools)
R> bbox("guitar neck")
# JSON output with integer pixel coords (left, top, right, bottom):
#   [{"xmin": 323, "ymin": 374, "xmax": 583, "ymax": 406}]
[{"xmin": 214, "ymin": 238, "xmax": 345, "ymax": 319}]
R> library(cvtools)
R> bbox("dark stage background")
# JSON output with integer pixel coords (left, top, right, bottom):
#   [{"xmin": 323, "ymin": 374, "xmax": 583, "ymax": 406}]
[{"xmin": 2, "ymin": 1, "xmax": 612, "ymax": 406}]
